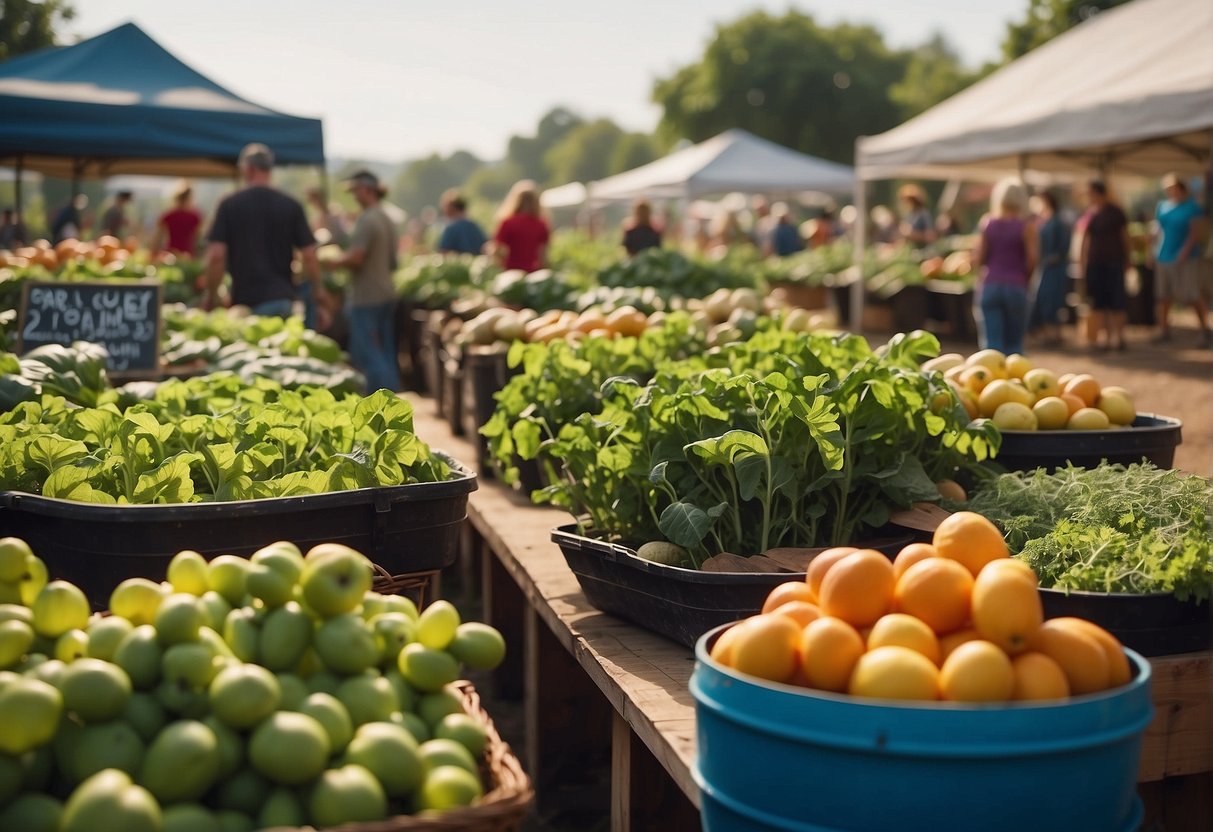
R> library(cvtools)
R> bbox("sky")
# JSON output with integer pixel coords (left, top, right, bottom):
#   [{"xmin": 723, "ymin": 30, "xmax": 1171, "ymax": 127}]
[{"xmin": 69, "ymin": 0, "xmax": 1023, "ymax": 164}]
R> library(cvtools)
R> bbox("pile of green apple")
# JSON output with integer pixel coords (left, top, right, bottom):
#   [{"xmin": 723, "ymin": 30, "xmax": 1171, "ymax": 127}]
[{"xmin": 0, "ymin": 536, "xmax": 507, "ymax": 831}]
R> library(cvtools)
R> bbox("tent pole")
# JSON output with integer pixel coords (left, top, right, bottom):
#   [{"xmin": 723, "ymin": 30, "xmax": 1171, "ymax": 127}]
[{"xmin": 850, "ymin": 176, "xmax": 867, "ymax": 333}]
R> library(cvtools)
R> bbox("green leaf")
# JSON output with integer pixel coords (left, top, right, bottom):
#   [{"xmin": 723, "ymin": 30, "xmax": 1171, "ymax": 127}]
[
  {"xmin": 132, "ymin": 452, "xmax": 202, "ymax": 504},
  {"xmin": 658, "ymin": 501, "xmax": 713, "ymax": 550}
]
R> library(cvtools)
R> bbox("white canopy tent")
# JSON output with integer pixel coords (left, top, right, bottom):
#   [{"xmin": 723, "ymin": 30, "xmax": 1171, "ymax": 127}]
[{"xmin": 540, "ymin": 181, "xmax": 587, "ymax": 210}]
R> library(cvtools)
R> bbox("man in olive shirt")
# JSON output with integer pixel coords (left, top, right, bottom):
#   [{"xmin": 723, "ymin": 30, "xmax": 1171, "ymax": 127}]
[{"xmin": 324, "ymin": 170, "xmax": 400, "ymax": 391}]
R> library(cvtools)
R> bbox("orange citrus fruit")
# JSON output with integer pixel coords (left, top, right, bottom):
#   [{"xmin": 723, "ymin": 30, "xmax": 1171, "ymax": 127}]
[
  {"xmin": 1010, "ymin": 652, "xmax": 1071, "ymax": 701},
  {"xmin": 818, "ymin": 550, "xmax": 896, "ymax": 628},
  {"xmin": 971, "ymin": 559, "xmax": 1042, "ymax": 654},
  {"xmin": 1049, "ymin": 618, "xmax": 1130, "ymax": 688},
  {"xmin": 893, "ymin": 557, "xmax": 974, "ymax": 635},
  {"xmin": 867, "ymin": 613, "xmax": 942, "ymax": 666},
  {"xmin": 798, "ymin": 617, "xmax": 865, "ymax": 693},
  {"xmin": 892, "ymin": 543, "xmax": 938, "ymax": 580},
  {"xmin": 980, "ymin": 557, "xmax": 1038, "ymax": 586},
  {"xmin": 848, "ymin": 646, "xmax": 940, "ymax": 701},
  {"xmin": 932, "ymin": 511, "xmax": 1009, "ymax": 577},
  {"xmin": 1063, "ymin": 374, "xmax": 1101, "ymax": 407},
  {"xmin": 710, "ymin": 623, "xmax": 744, "ymax": 667},
  {"xmin": 1029, "ymin": 620, "xmax": 1110, "ymax": 695},
  {"xmin": 769, "ymin": 600, "xmax": 822, "ymax": 629},
  {"xmin": 762, "ymin": 581, "xmax": 817, "ymax": 614},
  {"xmin": 939, "ymin": 640, "xmax": 1014, "ymax": 702},
  {"xmin": 1059, "ymin": 393, "xmax": 1086, "ymax": 417},
  {"xmin": 805, "ymin": 547, "xmax": 857, "ymax": 600},
  {"xmin": 729, "ymin": 614, "xmax": 802, "ymax": 684},
  {"xmin": 939, "ymin": 627, "xmax": 981, "ymax": 660}
]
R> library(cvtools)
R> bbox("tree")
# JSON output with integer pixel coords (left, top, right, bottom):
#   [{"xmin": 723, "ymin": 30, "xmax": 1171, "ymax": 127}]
[
  {"xmin": 392, "ymin": 150, "xmax": 483, "ymax": 215},
  {"xmin": 889, "ymin": 33, "xmax": 977, "ymax": 119},
  {"xmin": 543, "ymin": 119, "xmax": 626, "ymax": 185},
  {"xmin": 0, "ymin": 0, "xmax": 75, "ymax": 62},
  {"xmin": 463, "ymin": 161, "xmax": 523, "ymax": 210},
  {"xmin": 609, "ymin": 133, "xmax": 660, "ymax": 176},
  {"xmin": 652, "ymin": 11, "xmax": 908, "ymax": 164},
  {"xmin": 1001, "ymin": 0, "xmax": 1130, "ymax": 61},
  {"xmin": 505, "ymin": 107, "xmax": 583, "ymax": 181}
]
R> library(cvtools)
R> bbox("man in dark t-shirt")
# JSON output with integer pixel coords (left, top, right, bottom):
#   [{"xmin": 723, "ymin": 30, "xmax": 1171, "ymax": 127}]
[
  {"xmin": 204, "ymin": 143, "xmax": 330, "ymax": 321},
  {"xmin": 1080, "ymin": 179, "xmax": 1130, "ymax": 351}
]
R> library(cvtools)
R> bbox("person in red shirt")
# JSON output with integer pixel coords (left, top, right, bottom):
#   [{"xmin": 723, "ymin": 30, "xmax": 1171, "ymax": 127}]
[
  {"xmin": 154, "ymin": 181, "xmax": 203, "ymax": 257},
  {"xmin": 493, "ymin": 180, "xmax": 549, "ymax": 272}
]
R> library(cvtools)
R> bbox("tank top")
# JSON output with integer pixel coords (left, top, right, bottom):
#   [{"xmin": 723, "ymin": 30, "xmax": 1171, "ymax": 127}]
[{"xmin": 982, "ymin": 217, "xmax": 1028, "ymax": 287}]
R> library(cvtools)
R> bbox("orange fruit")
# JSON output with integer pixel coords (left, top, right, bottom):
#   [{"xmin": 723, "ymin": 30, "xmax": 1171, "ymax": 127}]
[
  {"xmin": 805, "ymin": 547, "xmax": 857, "ymax": 600},
  {"xmin": 848, "ymin": 646, "xmax": 940, "ymax": 701},
  {"xmin": 763, "ymin": 581, "xmax": 817, "ymax": 614},
  {"xmin": 1063, "ymin": 374, "xmax": 1101, "ymax": 407},
  {"xmin": 932, "ymin": 511, "xmax": 1009, "ymax": 577},
  {"xmin": 818, "ymin": 550, "xmax": 896, "ymax": 628},
  {"xmin": 867, "ymin": 614, "xmax": 942, "ymax": 666},
  {"xmin": 1050, "ymin": 618, "xmax": 1131, "ymax": 689},
  {"xmin": 729, "ymin": 614, "xmax": 802, "ymax": 684},
  {"xmin": 959, "ymin": 366, "xmax": 993, "ymax": 394},
  {"xmin": 710, "ymin": 623, "xmax": 744, "ymax": 667},
  {"xmin": 971, "ymin": 560, "xmax": 1043, "ymax": 655},
  {"xmin": 799, "ymin": 617, "xmax": 865, "ymax": 692},
  {"xmin": 893, "ymin": 557, "xmax": 974, "ymax": 635},
  {"xmin": 939, "ymin": 628, "xmax": 981, "ymax": 660},
  {"xmin": 939, "ymin": 640, "xmax": 1014, "ymax": 702},
  {"xmin": 770, "ymin": 600, "xmax": 822, "ymax": 628},
  {"xmin": 1029, "ymin": 620, "xmax": 1110, "ymax": 695},
  {"xmin": 979, "ymin": 557, "xmax": 1038, "ymax": 586},
  {"xmin": 892, "ymin": 543, "xmax": 938, "ymax": 580},
  {"xmin": 1059, "ymin": 393, "xmax": 1086, "ymax": 417},
  {"xmin": 1011, "ymin": 652, "xmax": 1071, "ymax": 701}
]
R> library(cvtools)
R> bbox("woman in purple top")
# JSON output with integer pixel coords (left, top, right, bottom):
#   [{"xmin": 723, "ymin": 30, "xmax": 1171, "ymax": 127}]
[{"xmin": 973, "ymin": 179, "xmax": 1038, "ymax": 355}]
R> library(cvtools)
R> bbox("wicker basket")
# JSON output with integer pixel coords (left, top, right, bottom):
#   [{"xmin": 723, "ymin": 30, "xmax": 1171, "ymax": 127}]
[
  {"xmin": 279, "ymin": 682, "xmax": 533, "ymax": 832},
  {"xmin": 371, "ymin": 563, "xmax": 441, "ymax": 608}
]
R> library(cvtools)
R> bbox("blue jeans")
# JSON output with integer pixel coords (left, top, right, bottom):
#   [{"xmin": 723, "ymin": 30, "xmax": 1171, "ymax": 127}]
[
  {"xmin": 348, "ymin": 302, "xmax": 400, "ymax": 393},
  {"xmin": 251, "ymin": 298, "xmax": 295, "ymax": 319},
  {"xmin": 977, "ymin": 283, "xmax": 1028, "ymax": 355},
  {"xmin": 296, "ymin": 281, "xmax": 319, "ymax": 330}
]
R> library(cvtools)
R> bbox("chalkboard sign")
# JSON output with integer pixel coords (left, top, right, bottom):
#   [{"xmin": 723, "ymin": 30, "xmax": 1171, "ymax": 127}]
[{"xmin": 17, "ymin": 280, "xmax": 163, "ymax": 377}]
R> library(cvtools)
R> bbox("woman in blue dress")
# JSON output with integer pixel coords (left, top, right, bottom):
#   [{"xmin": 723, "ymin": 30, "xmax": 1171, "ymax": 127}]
[{"xmin": 1030, "ymin": 192, "xmax": 1072, "ymax": 346}]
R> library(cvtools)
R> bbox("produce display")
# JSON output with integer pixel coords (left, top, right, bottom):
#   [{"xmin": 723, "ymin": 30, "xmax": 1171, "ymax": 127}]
[
  {"xmin": 0, "ymin": 376, "xmax": 451, "ymax": 504},
  {"xmin": 963, "ymin": 463, "xmax": 1212, "ymax": 601},
  {"xmin": 0, "ymin": 537, "xmax": 507, "ymax": 829},
  {"xmin": 928, "ymin": 348, "xmax": 1137, "ymax": 431},
  {"xmin": 1, "ymin": 343, "xmax": 111, "ymax": 410},
  {"xmin": 708, "ymin": 512, "xmax": 1134, "ymax": 702}
]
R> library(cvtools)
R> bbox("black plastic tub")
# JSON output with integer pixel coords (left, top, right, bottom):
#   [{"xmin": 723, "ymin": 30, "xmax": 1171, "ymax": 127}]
[
  {"xmin": 442, "ymin": 354, "xmax": 465, "ymax": 437},
  {"xmin": 994, "ymin": 414, "xmax": 1182, "ymax": 472},
  {"xmin": 0, "ymin": 456, "xmax": 477, "ymax": 607},
  {"xmin": 552, "ymin": 524, "xmax": 910, "ymax": 648},
  {"xmin": 420, "ymin": 320, "xmax": 447, "ymax": 415},
  {"xmin": 462, "ymin": 347, "xmax": 511, "ymax": 474},
  {"xmin": 1039, "ymin": 587, "xmax": 1209, "ymax": 657}
]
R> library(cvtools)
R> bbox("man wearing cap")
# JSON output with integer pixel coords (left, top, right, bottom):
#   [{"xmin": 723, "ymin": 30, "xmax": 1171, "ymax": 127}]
[
  {"xmin": 204, "ymin": 143, "xmax": 330, "ymax": 322},
  {"xmin": 322, "ymin": 170, "xmax": 400, "ymax": 391}
]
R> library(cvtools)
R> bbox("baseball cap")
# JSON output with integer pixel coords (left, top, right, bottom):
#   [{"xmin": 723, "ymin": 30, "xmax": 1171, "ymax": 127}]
[
  {"xmin": 345, "ymin": 169, "xmax": 387, "ymax": 196},
  {"xmin": 238, "ymin": 143, "xmax": 275, "ymax": 171}
]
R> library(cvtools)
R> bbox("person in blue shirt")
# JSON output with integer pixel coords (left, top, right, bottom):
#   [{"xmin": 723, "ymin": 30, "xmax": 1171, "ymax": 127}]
[
  {"xmin": 1153, "ymin": 174, "xmax": 1209, "ymax": 345},
  {"xmin": 436, "ymin": 190, "xmax": 488, "ymax": 256},
  {"xmin": 770, "ymin": 204, "xmax": 804, "ymax": 257}
]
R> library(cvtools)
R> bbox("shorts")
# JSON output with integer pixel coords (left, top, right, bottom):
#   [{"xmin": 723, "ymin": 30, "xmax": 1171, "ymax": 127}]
[
  {"xmin": 1086, "ymin": 262, "xmax": 1126, "ymax": 311},
  {"xmin": 1155, "ymin": 259, "xmax": 1201, "ymax": 304}
]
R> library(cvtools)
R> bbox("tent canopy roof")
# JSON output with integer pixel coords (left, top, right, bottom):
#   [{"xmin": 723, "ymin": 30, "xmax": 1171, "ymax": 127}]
[
  {"xmin": 587, "ymin": 129, "xmax": 854, "ymax": 202},
  {"xmin": 0, "ymin": 22, "xmax": 325, "ymax": 178},
  {"xmin": 857, "ymin": 0, "xmax": 1213, "ymax": 181}
]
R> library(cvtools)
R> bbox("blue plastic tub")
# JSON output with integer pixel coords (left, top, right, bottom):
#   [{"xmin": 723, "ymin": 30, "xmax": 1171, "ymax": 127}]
[{"xmin": 692, "ymin": 623, "xmax": 1153, "ymax": 832}]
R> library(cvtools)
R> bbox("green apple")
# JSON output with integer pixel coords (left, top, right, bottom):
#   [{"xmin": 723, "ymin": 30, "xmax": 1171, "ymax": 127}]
[
  {"xmin": 418, "ymin": 687, "xmax": 465, "ymax": 727},
  {"xmin": 249, "ymin": 711, "xmax": 331, "ymax": 785},
  {"xmin": 23, "ymin": 658, "xmax": 65, "ymax": 687},
  {"xmin": 418, "ymin": 738, "xmax": 478, "ymax": 774},
  {"xmin": 209, "ymin": 663, "xmax": 280, "ymax": 729},
  {"xmin": 448, "ymin": 622, "xmax": 506, "ymax": 670},
  {"xmin": 298, "ymin": 692, "xmax": 353, "ymax": 753},
  {"xmin": 0, "ymin": 618, "xmax": 34, "ymax": 667},
  {"xmin": 277, "ymin": 673, "xmax": 309, "ymax": 710},
  {"xmin": 299, "ymin": 545, "xmax": 372, "ymax": 618},
  {"xmin": 31, "ymin": 581, "xmax": 89, "ymax": 639},
  {"xmin": 246, "ymin": 544, "xmax": 306, "ymax": 608},
  {"xmin": 153, "ymin": 593, "xmax": 204, "ymax": 645},
  {"xmin": 257, "ymin": 787, "xmax": 305, "ymax": 828},
  {"xmin": 216, "ymin": 809, "xmax": 254, "ymax": 832},
  {"xmin": 257, "ymin": 602, "xmax": 312, "ymax": 671},
  {"xmin": 0, "ymin": 538, "xmax": 34, "ymax": 583},
  {"xmin": 167, "ymin": 550, "xmax": 210, "ymax": 596},
  {"xmin": 162, "ymin": 803, "xmax": 218, "ymax": 832},
  {"xmin": 415, "ymin": 764, "xmax": 482, "ymax": 811},
  {"xmin": 308, "ymin": 763, "xmax": 388, "ymax": 827},
  {"xmin": 306, "ymin": 670, "xmax": 341, "ymax": 696},
  {"xmin": 140, "ymin": 719, "xmax": 221, "ymax": 802},
  {"xmin": 380, "ymin": 594, "xmax": 419, "ymax": 621},
  {"xmin": 154, "ymin": 678, "xmax": 209, "ymax": 718},
  {"xmin": 112, "ymin": 626, "xmax": 163, "ymax": 690},
  {"xmin": 397, "ymin": 643, "xmax": 459, "ymax": 692},
  {"xmin": 0, "ymin": 751, "xmax": 23, "ymax": 803},
  {"xmin": 122, "ymin": 691, "xmax": 168, "ymax": 742},
  {"xmin": 23, "ymin": 742, "xmax": 54, "ymax": 791},
  {"xmin": 222, "ymin": 608, "xmax": 260, "ymax": 664},
  {"xmin": 314, "ymin": 613, "xmax": 378, "ymax": 675},
  {"xmin": 108, "ymin": 578, "xmax": 166, "ymax": 626},
  {"xmin": 435, "ymin": 713, "xmax": 487, "ymax": 758},
  {"xmin": 59, "ymin": 719, "xmax": 145, "ymax": 783},
  {"xmin": 162, "ymin": 642, "xmax": 221, "ymax": 689},
  {"xmin": 85, "ymin": 615, "xmax": 133, "ymax": 662},
  {"xmin": 58, "ymin": 657, "xmax": 131, "ymax": 722},
  {"xmin": 0, "ymin": 579, "xmax": 21, "ymax": 605},
  {"xmin": 216, "ymin": 767, "xmax": 270, "ymax": 815},
  {"xmin": 54, "ymin": 628, "xmax": 89, "ymax": 663},
  {"xmin": 344, "ymin": 721, "xmax": 422, "ymax": 797},
  {"xmin": 197, "ymin": 591, "xmax": 232, "ymax": 633},
  {"xmin": 206, "ymin": 555, "xmax": 250, "ymax": 606},
  {"xmin": 294, "ymin": 645, "xmax": 323, "ymax": 677},
  {"xmin": 0, "ymin": 603, "xmax": 33, "ymax": 624},
  {"xmin": 197, "ymin": 625, "xmax": 235, "ymax": 659},
  {"xmin": 19, "ymin": 556, "xmax": 48, "ymax": 607},
  {"xmin": 370, "ymin": 612, "xmax": 416, "ymax": 666},
  {"xmin": 203, "ymin": 714, "xmax": 245, "ymax": 779},
  {"xmin": 360, "ymin": 592, "xmax": 388, "ymax": 620},
  {"xmin": 60, "ymin": 769, "xmax": 161, "ymax": 832},
  {"xmin": 391, "ymin": 710, "xmax": 431, "ymax": 743},
  {"xmin": 337, "ymin": 673, "xmax": 398, "ymax": 726},
  {"xmin": 0, "ymin": 677, "xmax": 62, "ymax": 753},
  {"xmin": 384, "ymin": 670, "xmax": 418, "ymax": 713},
  {"xmin": 0, "ymin": 792, "xmax": 62, "ymax": 832},
  {"xmin": 416, "ymin": 600, "xmax": 460, "ymax": 650}
]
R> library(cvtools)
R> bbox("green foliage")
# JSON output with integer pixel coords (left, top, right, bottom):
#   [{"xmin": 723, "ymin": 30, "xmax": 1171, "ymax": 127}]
[
  {"xmin": 544, "ymin": 119, "xmax": 627, "ymax": 186},
  {"xmin": 596, "ymin": 248, "xmax": 756, "ymax": 296},
  {"xmin": 392, "ymin": 151, "xmax": 483, "ymax": 217},
  {"xmin": 889, "ymin": 33, "xmax": 979, "ymax": 119},
  {"xmin": 0, "ymin": 0, "xmax": 75, "ymax": 62},
  {"xmin": 1001, "ymin": 0, "xmax": 1130, "ymax": 62}
]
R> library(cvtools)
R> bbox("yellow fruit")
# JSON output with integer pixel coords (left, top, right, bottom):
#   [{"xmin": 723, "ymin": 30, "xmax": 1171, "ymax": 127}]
[
  {"xmin": 1029, "ymin": 620, "xmax": 1110, "ymax": 695},
  {"xmin": 1005, "ymin": 354, "xmax": 1032, "ymax": 380},
  {"xmin": 1048, "ymin": 618, "xmax": 1131, "ymax": 689},
  {"xmin": 936, "ymin": 480, "xmax": 966, "ymax": 502},
  {"xmin": 867, "ymin": 614, "xmax": 942, "ymax": 666},
  {"xmin": 932, "ymin": 511, "xmax": 1009, "ymax": 577},
  {"xmin": 893, "ymin": 557, "xmax": 974, "ymax": 635},
  {"xmin": 922, "ymin": 354, "xmax": 964, "ymax": 374},
  {"xmin": 818, "ymin": 551, "xmax": 896, "ymax": 628},
  {"xmin": 1059, "ymin": 393, "xmax": 1085, "ymax": 416},
  {"xmin": 799, "ymin": 617, "xmax": 866, "ymax": 692},
  {"xmin": 966, "ymin": 349, "xmax": 1007, "ymax": 373},
  {"xmin": 1057, "ymin": 373, "xmax": 1075, "ymax": 388},
  {"xmin": 978, "ymin": 379, "xmax": 1032, "ymax": 417},
  {"xmin": 805, "ymin": 547, "xmax": 857, "ymax": 601},
  {"xmin": 971, "ymin": 559, "xmax": 1043, "ymax": 654},
  {"xmin": 848, "ymin": 646, "xmax": 940, "ymax": 701},
  {"xmin": 1097, "ymin": 391, "xmax": 1135, "ymax": 426},
  {"xmin": 1023, "ymin": 368, "xmax": 1060, "ymax": 400},
  {"xmin": 1068, "ymin": 407, "xmax": 1110, "ymax": 430},
  {"xmin": 710, "ymin": 624, "xmax": 744, "ymax": 667},
  {"xmin": 762, "ymin": 581, "xmax": 817, "ymax": 614},
  {"xmin": 960, "ymin": 366, "xmax": 994, "ymax": 395},
  {"xmin": 729, "ymin": 614, "xmax": 802, "ymax": 684},
  {"xmin": 1032, "ymin": 396, "xmax": 1071, "ymax": 430},
  {"xmin": 992, "ymin": 401, "xmax": 1037, "ymax": 431},
  {"xmin": 769, "ymin": 601, "xmax": 822, "ymax": 629},
  {"xmin": 1063, "ymin": 375, "xmax": 1101, "ymax": 407},
  {"xmin": 939, "ymin": 628, "xmax": 981, "ymax": 660},
  {"xmin": 980, "ymin": 558, "xmax": 1038, "ymax": 586},
  {"xmin": 1011, "ymin": 652, "xmax": 1071, "ymax": 701},
  {"xmin": 940, "ymin": 640, "xmax": 1015, "ymax": 701},
  {"xmin": 892, "ymin": 543, "xmax": 938, "ymax": 580}
]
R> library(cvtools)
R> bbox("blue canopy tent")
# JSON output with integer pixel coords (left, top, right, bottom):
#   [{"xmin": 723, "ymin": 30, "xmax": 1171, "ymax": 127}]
[{"xmin": 0, "ymin": 22, "xmax": 325, "ymax": 210}]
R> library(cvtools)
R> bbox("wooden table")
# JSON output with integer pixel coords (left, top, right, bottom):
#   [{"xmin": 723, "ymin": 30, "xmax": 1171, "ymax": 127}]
[{"xmin": 405, "ymin": 393, "xmax": 1211, "ymax": 830}]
